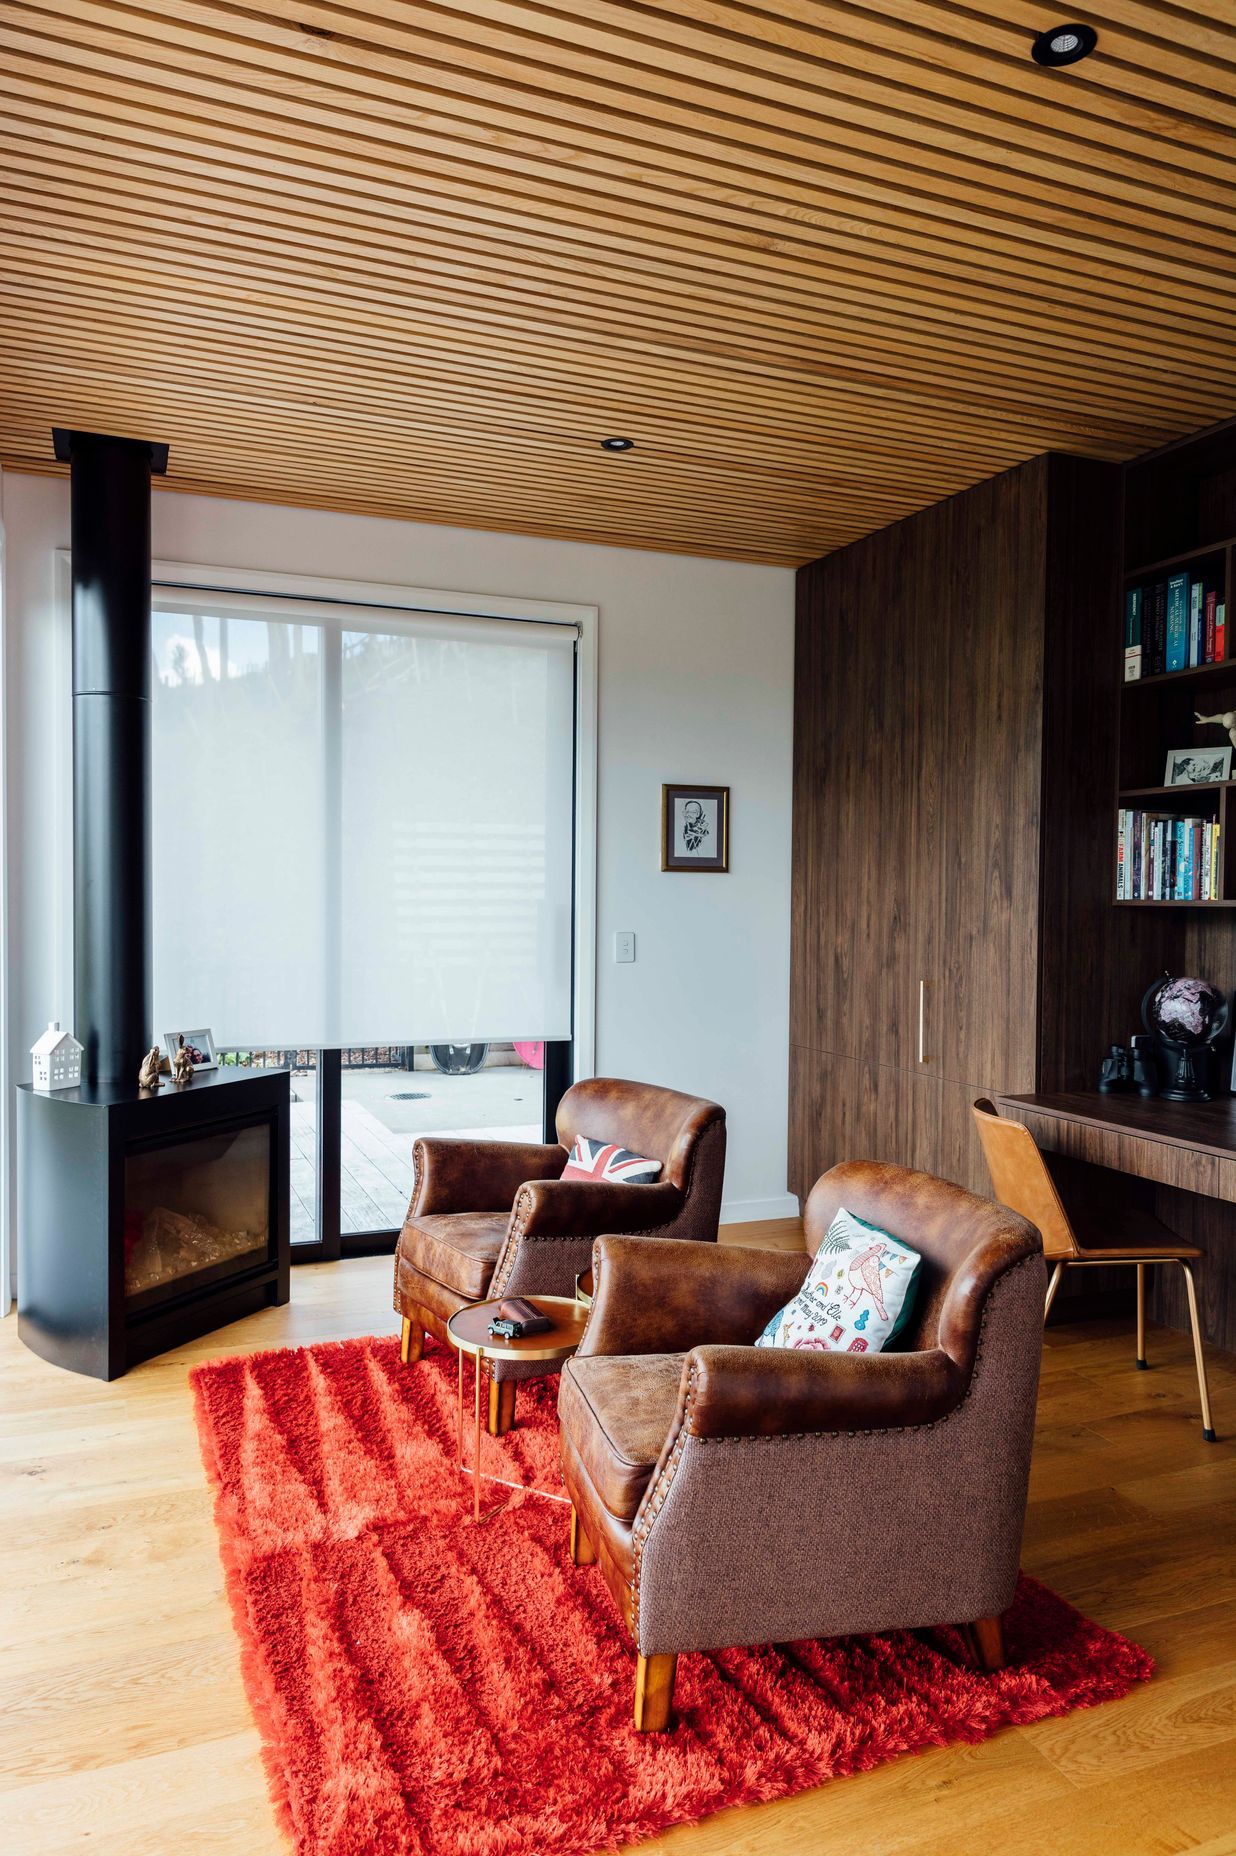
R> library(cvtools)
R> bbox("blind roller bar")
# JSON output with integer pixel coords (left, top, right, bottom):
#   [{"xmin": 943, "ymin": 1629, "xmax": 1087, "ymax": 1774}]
[{"xmin": 153, "ymin": 583, "xmax": 579, "ymax": 648}]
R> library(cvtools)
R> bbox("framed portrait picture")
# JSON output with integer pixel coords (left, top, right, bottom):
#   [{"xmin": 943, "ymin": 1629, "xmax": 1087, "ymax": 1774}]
[
  {"xmin": 162, "ymin": 1028, "xmax": 218, "ymax": 1072},
  {"xmin": 661, "ymin": 784, "xmax": 729, "ymax": 872},
  {"xmin": 1164, "ymin": 746, "xmax": 1233, "ymax": 786}
]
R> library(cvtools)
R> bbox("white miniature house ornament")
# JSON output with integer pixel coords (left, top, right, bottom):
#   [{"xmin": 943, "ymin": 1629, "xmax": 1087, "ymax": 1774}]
[{"xmin": 31, "ymin": 1021, "xmax": 83, "ymax": 1093}]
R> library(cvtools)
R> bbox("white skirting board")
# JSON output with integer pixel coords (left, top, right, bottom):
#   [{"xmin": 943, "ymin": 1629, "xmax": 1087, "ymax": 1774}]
[{"xmin": 719, "ymin": 1193, "xmax": 800, "ymax": 1226}]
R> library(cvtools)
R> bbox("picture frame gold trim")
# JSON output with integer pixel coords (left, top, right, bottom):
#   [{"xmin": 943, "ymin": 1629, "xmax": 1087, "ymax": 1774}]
[{"xmin": 661, "ymin": 783, "xmax": 729, "ymax": 872}]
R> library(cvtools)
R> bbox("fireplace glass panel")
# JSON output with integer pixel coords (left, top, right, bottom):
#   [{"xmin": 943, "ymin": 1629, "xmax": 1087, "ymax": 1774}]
[{"xmin": 124, "ymin": 1123, "xmax": 272, "ymax": 1301}]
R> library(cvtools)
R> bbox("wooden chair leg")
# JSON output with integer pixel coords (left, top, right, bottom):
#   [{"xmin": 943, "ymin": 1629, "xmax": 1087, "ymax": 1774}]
[
  {"xmin": 569, "ymin": 1506, "xmax": 597, "ymax": 1566},
  {"xmin": 634, "ymin": 1653, "xmax": 678, "ymax": 1732},
  {"xmin": 1044, "ymin": 1260, "xmax": 1065, "ymax": 1321},
  {"xmin": 488, "ymin": 1377, "xmax": 517, "ymax": 1436},
  {"xmin": 1136, "ymin": 1262, "xmax": 1148, "ymax": 1368},
  {"xmin": 1180, "ymin": 1263, "xmax": 1217, "ymax": 1442},
  {"xmin": 967, "ymin": 1615, "xmax": 1005, "ymax": 1673},
  {"xmin": 399, "ymin": 1315, "xmax": 424, "ymax": 1365}
]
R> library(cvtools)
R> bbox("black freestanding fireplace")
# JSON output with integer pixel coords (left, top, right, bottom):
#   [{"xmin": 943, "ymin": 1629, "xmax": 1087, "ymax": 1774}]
[{"xmin": 16, "ymin": 430, "xmax": 290, "ymax": 1380}]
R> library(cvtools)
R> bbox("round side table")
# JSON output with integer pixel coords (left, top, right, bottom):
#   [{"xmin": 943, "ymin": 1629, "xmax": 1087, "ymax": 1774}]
[{"xmin": 446, "ymin": 1295, "xmax": 589, "ymax": 1523}]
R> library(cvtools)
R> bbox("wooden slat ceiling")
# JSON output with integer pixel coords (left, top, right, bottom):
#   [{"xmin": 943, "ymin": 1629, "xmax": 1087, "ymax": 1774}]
[{"xmin": 1, "ymin": 2, "xmax": 1234, "ymax": 565}]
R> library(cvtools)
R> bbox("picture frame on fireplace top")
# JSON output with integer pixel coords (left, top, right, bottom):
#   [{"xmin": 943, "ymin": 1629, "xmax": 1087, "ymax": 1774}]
[{"xmin": 162, "ymin": 1028, "xmax": 217, "ymax": 1071}]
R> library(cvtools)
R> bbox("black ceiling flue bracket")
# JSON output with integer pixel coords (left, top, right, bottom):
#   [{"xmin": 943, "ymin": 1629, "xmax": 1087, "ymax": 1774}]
[{"xmin": 52, "ymin": 427, "xmax": 170, "ymax": 475}]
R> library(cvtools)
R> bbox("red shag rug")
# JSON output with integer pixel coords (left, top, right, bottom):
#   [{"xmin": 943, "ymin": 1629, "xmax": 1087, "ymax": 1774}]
[{"xmin": 191, "ymin": 1334, "xmax": 1152, "ymax": 1856}]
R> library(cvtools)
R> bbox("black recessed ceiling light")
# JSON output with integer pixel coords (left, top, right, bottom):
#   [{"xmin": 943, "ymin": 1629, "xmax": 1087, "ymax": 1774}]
[
  {"xmin": 600, "ymin": 436, "xmax": 635, "ymax": 452},
  {"xmin": 1031, "ymin": 21, "xmax": 1098, "ymax": 66}
]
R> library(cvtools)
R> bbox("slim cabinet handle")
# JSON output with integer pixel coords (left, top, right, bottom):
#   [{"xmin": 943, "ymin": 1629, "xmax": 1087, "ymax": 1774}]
[{"xmin": 918, "ymin": 979, "xmax": 927, "ymax": 1065}]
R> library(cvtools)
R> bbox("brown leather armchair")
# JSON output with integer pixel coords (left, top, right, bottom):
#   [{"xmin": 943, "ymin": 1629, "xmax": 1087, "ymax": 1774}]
[
  {"xmin": 557, "ymin": 1161, "xmax": 1045, "ymax": 1730},
  {"xmin": 393, "ymin": 1076, "xmax": 725, "ymax": 1433}
]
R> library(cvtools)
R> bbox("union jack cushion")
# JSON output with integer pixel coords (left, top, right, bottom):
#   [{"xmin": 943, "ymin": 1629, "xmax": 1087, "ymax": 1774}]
[{"xmin": 560, "ymin": 1136, "xmax": 662, "ymax": 1185}]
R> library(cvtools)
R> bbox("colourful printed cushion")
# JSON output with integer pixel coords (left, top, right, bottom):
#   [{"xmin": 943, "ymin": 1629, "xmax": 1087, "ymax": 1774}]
[
  {"xmin": 560, "ymin": 1136, "xmax": 662, "ymax": 1185},
  {"xmin": 755, "ymin": 1207, "xmax": 922, "ymax": 1355}
]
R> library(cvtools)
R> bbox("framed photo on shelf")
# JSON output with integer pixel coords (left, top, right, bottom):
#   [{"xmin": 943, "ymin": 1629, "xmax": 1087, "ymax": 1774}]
[
  {"xmin": 162, "ymin": 1028, "xmax": 218, "ymax": 1072},
  {"xmin": 661, "ymin": 784, "xmax": 729, "ymax": 872},
  {"xmin": 1164, "ymin": 746, "xmax": 1232, "ymax": 787}
]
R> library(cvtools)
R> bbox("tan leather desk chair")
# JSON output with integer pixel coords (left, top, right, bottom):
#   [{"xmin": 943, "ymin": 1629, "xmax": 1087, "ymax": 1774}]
[
  {"xmin": 973, "ymin": 1098, "xmax": 1216, "ymax": 1442},
  {"xmin": 558, "ymin": 1161, "xmax": 1046, "ymax": 1731},
  {"xmin": 394, "ymin": 1077, "xmax": 726, "ymax": 1435}
]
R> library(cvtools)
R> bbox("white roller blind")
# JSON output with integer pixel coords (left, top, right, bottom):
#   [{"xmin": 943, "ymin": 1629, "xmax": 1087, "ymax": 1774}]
[{"xmin": 150, "ymin": 587, "xmax": 576, "ymax": 1047}]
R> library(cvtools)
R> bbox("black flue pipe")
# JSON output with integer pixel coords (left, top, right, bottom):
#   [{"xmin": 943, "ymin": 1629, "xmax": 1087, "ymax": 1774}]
[{"xmin": 54, "ymin": 429, "xmax": 168, "ymax": 1084}]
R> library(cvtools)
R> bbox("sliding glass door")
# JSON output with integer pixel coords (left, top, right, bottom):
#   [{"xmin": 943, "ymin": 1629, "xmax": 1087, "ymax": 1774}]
[{"xmin": 150, "ymin": 588, "xmax": 577, "ymax": 1262}]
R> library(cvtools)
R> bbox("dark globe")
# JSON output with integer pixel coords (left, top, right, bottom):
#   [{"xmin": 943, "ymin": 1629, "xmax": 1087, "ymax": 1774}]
[{"xmin": 1147, "ymin": 975, "xmax": 1227, "ymax": 1050}]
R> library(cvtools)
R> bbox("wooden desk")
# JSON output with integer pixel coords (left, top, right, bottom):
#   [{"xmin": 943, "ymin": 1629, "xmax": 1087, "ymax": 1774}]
[
  {"xmin": 998, "ymin": 1091, "xmax": 1236, "ymax": 1352},
  {"xmin": 998, "ymin": 1091, "xmax": 1236, "ymax": 1201}
]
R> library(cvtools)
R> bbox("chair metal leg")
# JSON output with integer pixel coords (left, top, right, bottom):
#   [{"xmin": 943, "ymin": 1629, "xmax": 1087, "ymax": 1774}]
[
  {"xmin": 1136, "ymin": 1263, "xmax": 1148, "ymax": 1368},
  {"xmin": 634, "ymin": 1653, "xmax": 678, "ymax": 1732},
  {"xmin": 1044, "ymin": 1260, "xmax": 1065, "ymax": 1321},
  {"xmin": 1180, "ymin": 1263, "xmax": 1217, "ymax": 1442}
]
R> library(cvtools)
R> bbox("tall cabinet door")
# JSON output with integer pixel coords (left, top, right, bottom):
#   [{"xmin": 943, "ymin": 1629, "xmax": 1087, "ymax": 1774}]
[
  {"xmin": 791, "ymin": 525, "xmax": 914, "ymax": 1075},
  {"xmin": 919, "ymin": 463, "xmax": 1046, "ymax": 1100}
]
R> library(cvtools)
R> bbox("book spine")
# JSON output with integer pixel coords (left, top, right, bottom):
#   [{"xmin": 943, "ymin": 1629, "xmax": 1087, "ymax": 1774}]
[
  {"xmin": 1205, "ymin": 588, "xmax": 1217, "ymax": 664},
  {"xmin": 1217, "ymin": 599, "xmax": 1227, "ymax": 664},
  {"xmin": 1152, "ymin": 582, "xmax": 1168, "ymax": 675},
  {"xmin": 1193, "ymin": 820, "xmax": 1203, "ymax": 900},
  {"xmin": 1135, "ymin": 811, "xmax": 1145, "ymax": 899},
  {"xmin": 1202, "ymin": 823, "xmax": 1210, "ymax": 900},
  {"xmin": 1189, "ymin": 582, "xmax": 1204, "ymax": 667},
  {"xmin": 1150, "ymin": 819, "xmax": 1161, "ymax": 899},
  {"xmin": 1124, "ymin": 586, "xmax": 1143, "ymax": 681},
  {"xmin": 1216, "ymin": 819, "xmax": 1222, "ymax": 899},
  {"xmin": 1166, "ymin": 573, "xmax": 1189, "ymax": 673}
]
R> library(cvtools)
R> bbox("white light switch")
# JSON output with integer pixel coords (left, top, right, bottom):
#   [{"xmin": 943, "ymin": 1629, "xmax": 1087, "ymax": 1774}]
[{"xmin": 614, "ymin": 930, "xmax": 636, "ymax": 964}]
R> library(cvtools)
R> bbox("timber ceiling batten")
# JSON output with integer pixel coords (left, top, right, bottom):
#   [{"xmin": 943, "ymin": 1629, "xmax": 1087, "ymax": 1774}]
[{"xmin": 0, "ymin": 1, "xmax": 1233, "ymax": 564}]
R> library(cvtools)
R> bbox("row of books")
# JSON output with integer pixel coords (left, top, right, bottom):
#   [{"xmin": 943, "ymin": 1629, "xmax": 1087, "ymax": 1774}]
[
  {"xmin": 1125, "ymin": 577, "xmax": 1226, "ymax": 679},
  {"xmin": 1115, "ymin": 809, "xmax": 1222, "ymax": 901}
]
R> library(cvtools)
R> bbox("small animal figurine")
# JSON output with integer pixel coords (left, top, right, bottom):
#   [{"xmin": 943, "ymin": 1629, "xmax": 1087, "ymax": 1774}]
[
  {"xmin": 1194, "ymin": 708, "xmax": 1236, "ymax": 749},
  {"xmin": 137, "ymin": 1045, "xmax": 162, "ymax": 1091},
  {"xmin": 171, "ymin": 1034, "xmax": 194, "ymax": 1086}
]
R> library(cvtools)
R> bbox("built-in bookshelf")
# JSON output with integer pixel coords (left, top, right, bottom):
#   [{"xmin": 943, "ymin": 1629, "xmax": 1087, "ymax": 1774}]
[
  {"xmin": 1116, "ymin": 423, "xmax": 1236, "ymax": 907},
  {"xmin": 1122, "ymin": 543, "xmax": 1229, "ymax": 682}
]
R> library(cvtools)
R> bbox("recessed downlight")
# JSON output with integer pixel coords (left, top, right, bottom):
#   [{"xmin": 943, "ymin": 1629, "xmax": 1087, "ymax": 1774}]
[
  {"xmin": 1031, "ymin": 21, "xmax": 1098, "ymax": 66},
  {"xmin": 600, "ymin": 436, "xmax": 635, "ymax": 452}
]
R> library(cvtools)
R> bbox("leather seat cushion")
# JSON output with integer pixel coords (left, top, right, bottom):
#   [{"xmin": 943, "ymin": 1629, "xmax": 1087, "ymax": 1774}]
[
  {"xmin": 558, "ymin": 1352, "xmax": 686, "ymax": 1522},
  {"xmin": 399, "ymin": 1213, "xmax": 509, "ymax": 1300}
]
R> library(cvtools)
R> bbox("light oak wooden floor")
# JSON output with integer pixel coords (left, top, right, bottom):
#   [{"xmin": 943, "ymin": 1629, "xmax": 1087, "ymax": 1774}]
[{"xmin": 3, "ymin": 1221, "xmax": 1236, "ymax": 1856}]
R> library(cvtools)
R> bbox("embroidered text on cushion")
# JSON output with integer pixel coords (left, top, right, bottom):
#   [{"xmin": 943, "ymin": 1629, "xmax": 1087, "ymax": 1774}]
[
  {"xmin": 561, "ymin": 1135, "xmax": 662, "ymax": 1184},
  {"xmin": 756, "ymin": 1206, "xmax": 922, "ymax": 1354}
]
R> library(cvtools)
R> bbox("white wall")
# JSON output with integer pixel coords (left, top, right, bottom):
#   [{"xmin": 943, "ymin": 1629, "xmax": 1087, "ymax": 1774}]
[{"xmin": 1, "ymin": 471, "xmax": 796, "ymax": 1251}]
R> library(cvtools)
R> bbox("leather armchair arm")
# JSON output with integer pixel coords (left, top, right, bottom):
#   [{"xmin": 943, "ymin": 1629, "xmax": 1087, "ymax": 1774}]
[
  {"xmin": 580, "ymin": 1236, "xmax": 809, "ymax": 1358},
  {"xmin": 410, "ymin": 1138, "xmax": 567, "ymax": 1215},
  {"xmin": 681, "ymin": 1343, "xmax": 966, "ymax": 1438},
  {"xmin": 490, "ymin": 1180, "xmax": 685, "ymax": 1300},
  {"xmin": 514, "ymin": 1177, "xmax": 683, "ymax": 1238}
]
